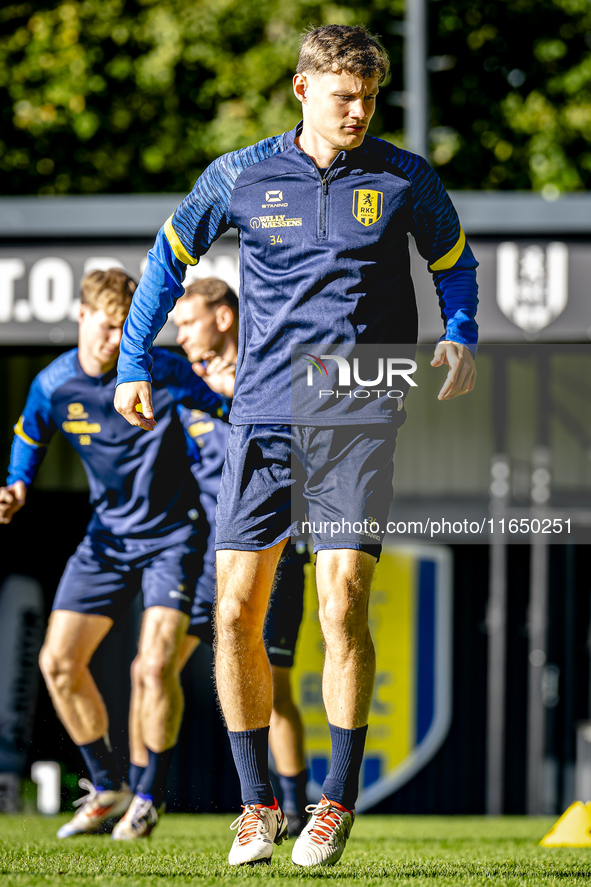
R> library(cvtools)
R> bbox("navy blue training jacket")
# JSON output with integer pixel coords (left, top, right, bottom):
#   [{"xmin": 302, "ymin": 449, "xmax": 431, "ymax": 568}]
[
  {"xmin": 117, "ymin": 123, "xmax": 478, "ymax": 425},
  {"xmin": 7, "ymin": 348, "xmax": 224, "ymax": 538}
]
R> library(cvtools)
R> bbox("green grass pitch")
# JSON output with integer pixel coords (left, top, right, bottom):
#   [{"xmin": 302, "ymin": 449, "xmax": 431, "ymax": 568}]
[{"xmin": 1, "ymin": 813, "xmax": 591, "ymax": 886}]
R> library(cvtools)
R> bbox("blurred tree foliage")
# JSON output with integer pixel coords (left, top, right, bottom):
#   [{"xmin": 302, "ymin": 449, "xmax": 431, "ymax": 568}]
[
  {"xmin": 0, "ymin": 0, "xmax": 404, "ymax": 194},
  {"xmin": 428, "ymin": 0, "xmax": 591, "ymax": 193},
  {"xmin": 0, "ymin": 0, "xmax": 590, "ymax": 194}
]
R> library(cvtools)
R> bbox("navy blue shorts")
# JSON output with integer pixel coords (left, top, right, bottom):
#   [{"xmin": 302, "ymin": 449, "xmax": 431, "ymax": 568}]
[
  {"xmin": 215, "ymin": 424, "xmax": 398, "ymax": 558},
  {"xmin": 52, "ymin": 523, "xmax": 206, "ymax": 623},
  {"xmin": 265, "ymin": 543, "xmax": 309, "ymax": 668}
]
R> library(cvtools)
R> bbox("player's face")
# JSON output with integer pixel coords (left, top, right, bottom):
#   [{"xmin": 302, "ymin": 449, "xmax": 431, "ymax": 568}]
[
  {"xmin": 174, "ymin": 296, "xmax": 223, "ymax": 362},
  {"xmin": 295, "ymin": 70, "xmax": 379, "ymax": 154},
  {"xmin": 78, "ymin": 305, "xmax": 125, "ymax": 372}
]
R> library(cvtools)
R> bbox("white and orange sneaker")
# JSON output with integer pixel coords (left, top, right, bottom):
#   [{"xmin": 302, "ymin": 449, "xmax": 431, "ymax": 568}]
[
  {"xmin": 57, "ymin": 779, "xmax": 132, "ymax": 838},
  {"xmin": 228, "ymin": 799, "xmax": 287, "ymax": 865},
  {"xmin": 291, "ymin": 795, "xmax": 355, "ymax": 866},
  {"xmin": 111, "ymin": 794, "xmax": 162, "ymax": 840}
]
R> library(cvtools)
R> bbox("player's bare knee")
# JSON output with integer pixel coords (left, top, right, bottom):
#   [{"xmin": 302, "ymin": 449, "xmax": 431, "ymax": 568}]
[
  {"xmin": 39, "ymin": 646, "xmax": 81, "ymax": 692},
  {"xmin": 216, "ymin": 595, "xmax": 261, "ymax": 645},
  {"xmin": 319, "ymin": 594, "xmax": 369, "ymax": 645},
  {"xmin": 138, "ymin": 652, "xmax": 177, "ymax": 688}
]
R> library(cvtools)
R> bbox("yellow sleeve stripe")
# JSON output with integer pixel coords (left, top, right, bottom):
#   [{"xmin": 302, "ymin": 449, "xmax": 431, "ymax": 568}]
[
  {"xmin": 430, "ymin": 226, "xmax": 466, "ymax": 272},
  {"xmin": 14, "ymin": 415, "xmax": 46, "ymax": 448},
  {"xmin": 164, "ymin": 215, "xmax": 199, "ymax": 266}
]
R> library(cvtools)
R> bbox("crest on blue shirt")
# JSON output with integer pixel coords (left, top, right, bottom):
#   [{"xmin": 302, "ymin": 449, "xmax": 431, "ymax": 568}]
[{"xmin": 353, "ymin": 189, "xmax": 383, "ymax": 226}]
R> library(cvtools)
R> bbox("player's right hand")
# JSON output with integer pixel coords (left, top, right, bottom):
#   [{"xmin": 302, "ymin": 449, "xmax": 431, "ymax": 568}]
[
  {"xmin": 114, "ymin": 381, "xmax": 157, "ymax": 431},
  {"xmin": 0, "ymin": 481, "xmax": 27, "ymax": 525}
]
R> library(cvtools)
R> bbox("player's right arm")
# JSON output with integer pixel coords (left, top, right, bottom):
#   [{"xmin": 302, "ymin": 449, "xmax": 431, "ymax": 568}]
[
  {"xmin": 1, "ymin": 376, "xmax": 56, "ymax": 524},
  {"xmin": 115, "ymin": 155, "xmax": 237, "ymax": 427}
]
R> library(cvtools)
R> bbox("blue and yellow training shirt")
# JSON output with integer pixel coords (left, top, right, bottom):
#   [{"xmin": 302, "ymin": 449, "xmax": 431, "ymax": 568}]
[
  {"xmin": 117, "ymin": 123, "xmax": 478, "ymax": 425},
  {"xmin": 8, "ymin": 348, "xmax": 224, "ymax": 538}
]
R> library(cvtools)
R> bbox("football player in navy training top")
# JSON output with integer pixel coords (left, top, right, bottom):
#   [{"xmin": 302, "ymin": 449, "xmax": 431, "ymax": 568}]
[
  {"xmin": 126, "ymin": 277, "xmax": 310, "ymax": 836},
  {"xmin": 0, "ymin": 269, "xmax": 233, "ymax": 840},
  {"xmin": 114, "ymin": 25, "xmax": 478, "ymax": 866}
]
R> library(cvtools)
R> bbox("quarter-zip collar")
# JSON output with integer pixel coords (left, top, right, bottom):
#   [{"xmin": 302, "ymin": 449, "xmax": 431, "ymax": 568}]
[{"xmin": 285, "ymin": 121, "xmax": 357, "ymax": 179}]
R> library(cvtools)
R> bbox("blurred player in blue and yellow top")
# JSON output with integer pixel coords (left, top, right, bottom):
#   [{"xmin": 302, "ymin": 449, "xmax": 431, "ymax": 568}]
[
  {"xmin": 0, "ymin": 269, "xmax": 232, "ymax": 840},
  {"xmin": 127, "ymin": 277, "xmax": 311, "ymax": 836}
]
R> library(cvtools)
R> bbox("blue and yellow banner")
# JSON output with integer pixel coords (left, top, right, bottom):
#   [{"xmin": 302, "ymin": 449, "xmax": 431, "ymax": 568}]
[{"xmin": 292, "ymin": 544, "xmax": 453, "ymax": 811}]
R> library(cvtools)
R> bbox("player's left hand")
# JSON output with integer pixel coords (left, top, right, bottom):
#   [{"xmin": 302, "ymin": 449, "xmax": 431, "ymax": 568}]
[
  {"xmin": 0, "ymin": 481, "xmax": 27, "ymax": 525},
  {"xmin": 193, "ymin": 352, "xmax": 235, "ymax": 398},
  {"xmin": 430, "ymin": 341, "xmax": 476, "ymax": 400}
]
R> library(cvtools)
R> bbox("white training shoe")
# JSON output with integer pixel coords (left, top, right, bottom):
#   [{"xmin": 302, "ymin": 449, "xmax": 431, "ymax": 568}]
[
  {"xmin": 57, "ymin": 779, "xmax": 132, "ymax": 838},
  {"xmin": 111, "ymin": 794, "xmax": 162, "ymax": 840},
  {"xmin": 291, "ymin": 795, "xmax": 355, "ymax": 867},
  {"xmin": 228, "ymin": 800, "xmax": 287, "ymax": 865}
]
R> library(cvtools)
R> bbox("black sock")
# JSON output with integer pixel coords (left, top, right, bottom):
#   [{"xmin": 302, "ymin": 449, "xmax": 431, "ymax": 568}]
[
  {"xmin": 227, "ymin": 727, "xmax": 274, "ymax": 806},
  {"xmin": 321, "ymin": 723, "xmax": 368, "ymax": 810},
  {"xmin": 278, "ymin": 769, "xmax": 308, "ymax": 817},
  {"xmin": 136, "ymin": 747, "xmax": 174, "ymax": 807},
  {"xmin": 77, "ymin": 736, "xmax": 120, "ymax": 791},
  {"xmin": 128, "ymin": 763, "xmax": 145, "ymax": 794}
]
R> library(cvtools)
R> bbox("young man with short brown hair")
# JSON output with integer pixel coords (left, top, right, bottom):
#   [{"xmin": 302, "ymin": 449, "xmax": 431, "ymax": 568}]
[{"xmin": 115, "ymin": 24, "xmax": 478, "ymax": 866}]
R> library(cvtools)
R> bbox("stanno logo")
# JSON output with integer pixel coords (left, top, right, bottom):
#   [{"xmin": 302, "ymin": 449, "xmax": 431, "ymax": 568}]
[
  {"xmin": 352, "ymin": 190, "xmax": 383, "ymax": 226},
  {"xmin": 262, "ymin": 189, "xmax": 289, "ymax": 208},
  {"xmin": 67, "ymin": 403, "xmax": 88, "ymax": 420}
]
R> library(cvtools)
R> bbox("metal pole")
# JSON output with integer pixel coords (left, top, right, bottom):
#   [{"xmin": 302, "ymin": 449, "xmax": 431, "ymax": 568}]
[
  {"xmin": 486, "ymin": 354, "xmax": 509, "ymax": 816},
  {"xmin": 404, "ymin": 0, "xmax": 429, "ymax": 157},
  {"xmin": 527, "ymin": 539, "xmax": 549, "ymax": 814},
  {"xmin": 486, "ymin": 533, "xmax": 507, "ymax": 815},
  {"xmin": 526, "ymin": 446, "xmax": 551, "ymax": 815}
]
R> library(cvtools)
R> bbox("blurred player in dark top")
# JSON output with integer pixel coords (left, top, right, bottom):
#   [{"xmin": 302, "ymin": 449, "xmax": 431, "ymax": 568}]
[
  {"xmin": 127, "ymin": 277, "xmax": 310, "ymax": 835},
  {"xmin": 0, "ymin": 269, "xmax": 232, "ymax": 839}
]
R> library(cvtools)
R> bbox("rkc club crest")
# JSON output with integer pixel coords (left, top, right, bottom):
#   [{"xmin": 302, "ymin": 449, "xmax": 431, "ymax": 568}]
[
  {"xmin": 290, "ymin": 544, "xmax": 453, "ymax": 811},
  {"xmin": 353, "ymin": 189, "xmax": 383, "ymax": 226}
]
